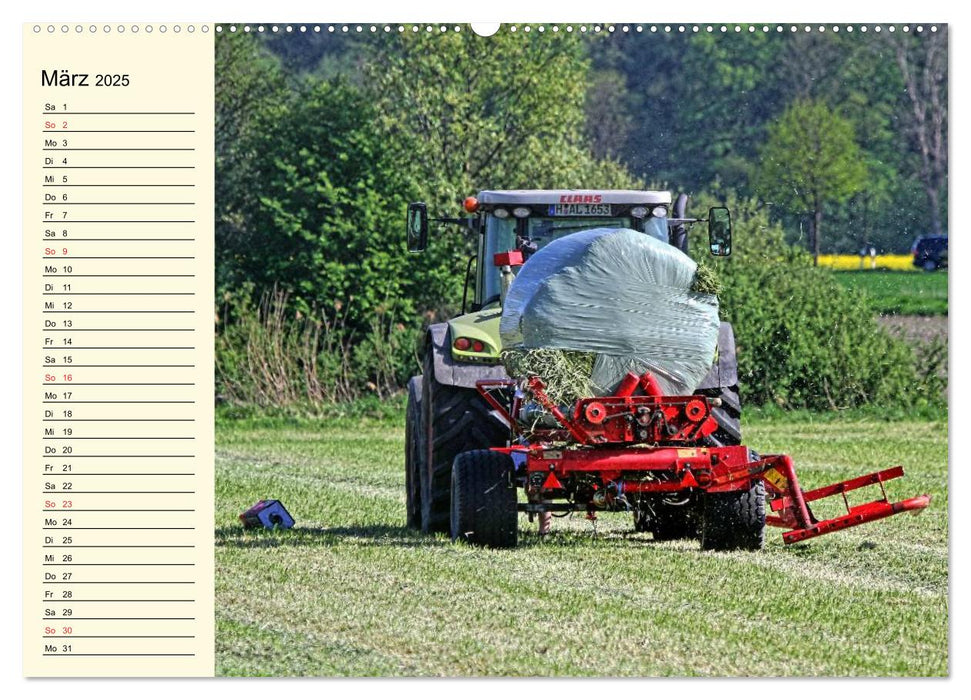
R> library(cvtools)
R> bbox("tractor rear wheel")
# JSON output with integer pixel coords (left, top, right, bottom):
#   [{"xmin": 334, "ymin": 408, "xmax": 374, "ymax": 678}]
[
  {"xmin": 450, "ymin": 450, "xmax": 518, "ymax": 548},
  {"xmin": 421, "ymin": 350, "xmax": 509, "ymax": 534},
  {"xmin": 701, "ymin": 481, "xmax": 766, "ymax": 551},
  {"xmin": 404, "ymin": 376, "xmax": 423, "ymax": 530},
  {"xmin": 649, "ymin": 501, "xmax": 700, "ymax": 541}
]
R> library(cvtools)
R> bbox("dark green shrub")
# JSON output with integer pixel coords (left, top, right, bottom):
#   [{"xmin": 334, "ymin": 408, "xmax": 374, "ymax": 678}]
[{"xmin": 691, "ymin": 191, "xmax": 936, "ymax": 411}]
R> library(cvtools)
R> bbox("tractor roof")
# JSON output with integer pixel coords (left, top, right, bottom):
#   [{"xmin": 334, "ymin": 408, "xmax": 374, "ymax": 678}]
[{"xmin": 476, "ymin": 189, "xmax": 672, "ymax": 206}]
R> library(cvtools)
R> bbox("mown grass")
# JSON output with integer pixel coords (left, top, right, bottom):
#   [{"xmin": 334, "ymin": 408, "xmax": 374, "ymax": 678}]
[
  {"xmin": 833, "ymin": 269, "xmax": 948, "ymax": 316},
  {"xmin": 214, "ymin": 409, "xmax": 948, "ymax": 677}
]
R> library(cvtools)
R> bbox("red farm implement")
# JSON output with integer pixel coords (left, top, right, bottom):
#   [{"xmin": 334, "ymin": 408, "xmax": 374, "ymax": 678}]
[{"xmin": 451, "ymin": 372, "xmax": 930, "ymax": 549}]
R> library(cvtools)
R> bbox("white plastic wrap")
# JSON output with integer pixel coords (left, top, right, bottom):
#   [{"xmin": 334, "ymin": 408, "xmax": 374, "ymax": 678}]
[{"xmin": 499, "ymin": 227, "xmax": 719, "ymax": 396}]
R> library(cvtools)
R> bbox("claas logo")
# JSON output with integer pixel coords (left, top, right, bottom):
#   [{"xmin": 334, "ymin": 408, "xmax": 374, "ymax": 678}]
[{"xmin": 559, "ymin": 194, "xmax": 603, "ymax": 204}]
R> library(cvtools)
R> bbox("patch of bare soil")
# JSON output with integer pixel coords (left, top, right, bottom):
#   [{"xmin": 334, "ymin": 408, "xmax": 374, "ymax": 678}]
[{"xmin": 877, "ymin": 315, "xmax": 948, "ymax": 346}]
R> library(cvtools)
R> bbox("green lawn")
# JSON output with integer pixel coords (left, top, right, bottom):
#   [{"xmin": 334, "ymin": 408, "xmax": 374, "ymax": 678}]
[
  {"xmin": 834, "ymin": 269, "xmax": 948, "ymax": 316},
  {"xmin": 214, "ymin": 408, "xmax": 948, "ymax": 677}
]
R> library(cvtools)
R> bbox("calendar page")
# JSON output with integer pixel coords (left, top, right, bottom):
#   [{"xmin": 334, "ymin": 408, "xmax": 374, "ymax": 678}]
[{"xmin": 18, "ymin": 7, "xmax": 953, "ymax": 685}]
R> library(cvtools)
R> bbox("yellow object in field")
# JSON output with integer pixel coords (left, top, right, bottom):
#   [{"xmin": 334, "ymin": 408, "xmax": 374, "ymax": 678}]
[{"xmin": 817, "ymin": 254, "xmax": 914, "ymax": 271}]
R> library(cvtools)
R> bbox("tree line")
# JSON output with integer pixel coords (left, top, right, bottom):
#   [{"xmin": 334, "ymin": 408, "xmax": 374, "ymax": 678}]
[{"xmin": 214, "ymin": 27, "xmax": 946, "ymax": 410}]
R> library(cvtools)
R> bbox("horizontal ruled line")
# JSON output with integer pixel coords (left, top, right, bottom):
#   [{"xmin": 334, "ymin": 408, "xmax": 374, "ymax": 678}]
[
  {"xmin": 43, "ymin": 490, "xmax": 195, "ymax": 494},
  {"xmin": 40, "ymin": 455, "xmax": 195, "ymax": 458},
  {"xmin": 45, "ymin": 203, "xmax": 195, "ymax": 206},
  {"xmin": 43, "ymin": 654, "xmax": 196, "ymax": 657},
  {"xmin": 42, "ymin": 600, "xmax": 194, "ymax": 603},
  {"xmin": 40, "ymin": 474, "xmax": 195, "ymax": 476},
  {"xmin": 43, "ymin": 130, "xmax": 196, "ymax": 133},
  {"xmin": 43, "ymin": 546, "xmax": 195, "ymax": 549},
  {"xmin": 43, "ymin": 564, "xmax": 195, "ymax": 567},
  {"xmin": 44, "ymin": 184, "xmax": 195, "ymax": 187},
  {"xmin": 42, "ymin": 437, "xmax": 195, "ymax": 440},
  {"xmin": 43, "ymin": 258, "xmax": 195, "ymax": 261},
  {"xmin": 43, "ymin": 419, "xmax": 195, "ymax": 422},
  {"xmin": 42, "ymin": 220, "xmax": 196, "ymax": 223},
  {"xmin": 43, "ymin": 166, "xmax": 195, "ymax": 169},
  {"xmin": 44, "ymin": 111, "xmax": 195, "ymax": 115},
  {"xmin": 43, "ymin": 635, "xmax": 196, "ymax": 639},
  {"xmin": 43, "ymin": 527, "xmax": 196, "ymax": 530},
  {"xmin": 43, "ymin": 400, "xmax": 196, "ymax": 404},
  {"xmin": 43, "ymin": 309, "xmax": 195, "ymax": 314},
  {"xmin": 43, "ymin": 293, "xmax": 196, "ymax": 296},
  {"xmin": 44, "ymin": 365, "xmax": 195, "ymax": 368},
  {"xmin": 42, "ymin": 238, "xmax": 197, "ymax": 241},
  {"xmin": 42, "ymin": 383, "xmax": 195, "ymax": 385},
  {"xmin": 43, "ymin": 148, "xmax": 195, "ymax": 151},
  {"xmin": 43, "ymin": 309, "xmax": 195, "ymax": 312},
  {"xmin": 43, "ymin": 275, "xmax": 196, "ymax": 277},
  {"xmin": 42, "ymin": 509, "xmax": 195, "ymax": 511},
  {"xmin": 41, "ymin": 581, "xmax": 195, "ymax": 584}
]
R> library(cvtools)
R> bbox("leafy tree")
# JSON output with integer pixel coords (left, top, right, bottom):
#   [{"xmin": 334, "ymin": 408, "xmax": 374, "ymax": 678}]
[
  {"xmin": 585, "ymin": 68, "xmax": 633, "ymax": 161},
  {"xmin": 756, "ymin": 99, "xmax": 866, "ymax": 264},
  {"xmin": 227, "ymin": 77, "xmax": 415, "ymax": 326},
  {"xmin": 361, "ymin": 28, "xmax": 637, "ymax": 316},
  {"xmin": 893, "ymin": 27, "xmax": 948, "ymax": 236},
  {"xmin": 215, "ymin": 33, "xmax": 289, "ymax": 293}
]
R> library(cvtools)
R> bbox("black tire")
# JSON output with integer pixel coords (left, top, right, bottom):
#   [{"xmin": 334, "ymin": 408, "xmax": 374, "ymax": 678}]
[
  {"xmin": 700, "ymin": 481, "xmax": 766, "ymax": 551},
  {"xmin": 421, "ymin": 349, "xmax": 509, "ymax": 534},
  {"xmin": 923, "ymin": 260, "xmax": 937, "ymax": 272},
  {"xmin": 700, "ymin": 384, "xmax": 743, "ymax": 447},
  {"xmin": 404, "ymin": 376, "xmax": 424, "ymax": 530},
  {"xmin": 634, "ymin": 500, "xmax": 698, "ymax": 540},
  {"xmin": 450, "ymin": 450, "xmax": 518, "ymax": 548},
  {"xmin": 650, "ymin": 501, "xmax": 700, "ymax": 541}
]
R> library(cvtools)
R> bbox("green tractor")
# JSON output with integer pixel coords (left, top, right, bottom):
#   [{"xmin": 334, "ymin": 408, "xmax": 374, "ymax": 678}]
[{"xmin": 404, "ymin": 190, "xmax": 737, "ymax": 536}]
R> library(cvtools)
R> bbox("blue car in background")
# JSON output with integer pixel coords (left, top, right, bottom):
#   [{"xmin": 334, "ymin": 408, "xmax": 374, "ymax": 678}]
[{"xmin": 911, "ymin": 235, "xmax": 948, "ymax": 271}]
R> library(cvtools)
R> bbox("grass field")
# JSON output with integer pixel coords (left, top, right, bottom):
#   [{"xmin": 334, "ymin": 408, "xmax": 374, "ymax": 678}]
[
  {"xmin": 833, "ymin": 269, "xmax": 948, "ymax": 316},
  {"xmin": 214, "ymin": 406, "xmax": 948, "ymax": 677}
]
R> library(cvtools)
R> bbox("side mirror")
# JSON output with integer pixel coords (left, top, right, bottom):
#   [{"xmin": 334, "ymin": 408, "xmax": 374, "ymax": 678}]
[
  {"xmin": 407, "ymin": 202, "xmax": 428, "ymax": 252},
  {"xmin": 708, "ymin": 206, "xmax": 732, "ymax": 257}
]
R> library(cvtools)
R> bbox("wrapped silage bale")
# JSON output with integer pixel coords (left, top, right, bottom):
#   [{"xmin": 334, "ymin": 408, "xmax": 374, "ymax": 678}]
[{"xmin": 499, "ymin": 227, "xmax": 720, "ymax": 399}]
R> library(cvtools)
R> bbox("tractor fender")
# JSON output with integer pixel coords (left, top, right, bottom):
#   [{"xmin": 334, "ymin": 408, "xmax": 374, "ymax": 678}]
[
  {"xmin": 696, "ymin": 322, "xmax": 738, "ymax": 391},
  {"xmin": 426, "ymin": 323, "xmax": 511, "ymax": 390}
]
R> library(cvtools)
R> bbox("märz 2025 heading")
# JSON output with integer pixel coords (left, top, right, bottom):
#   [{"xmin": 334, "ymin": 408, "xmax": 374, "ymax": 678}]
[{"xmin": 41, "ymin": 70, "xmax": 130, "ymax": 87}]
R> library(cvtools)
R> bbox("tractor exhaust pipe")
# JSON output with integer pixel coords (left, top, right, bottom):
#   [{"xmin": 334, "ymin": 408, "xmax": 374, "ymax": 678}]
[{"xmin": 671, "ymin": 193, "xmax": 689, "ymax": 254}]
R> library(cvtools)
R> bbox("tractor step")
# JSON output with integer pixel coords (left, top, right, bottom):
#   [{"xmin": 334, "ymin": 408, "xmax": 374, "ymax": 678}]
[{"xmin": 765, "ymin": 466, "xmax": 931, "ymax": 544}]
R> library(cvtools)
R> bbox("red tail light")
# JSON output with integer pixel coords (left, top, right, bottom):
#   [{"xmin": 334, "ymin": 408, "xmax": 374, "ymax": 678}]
[{"xmin": 453, "ymin": 336, "xmax": 488, "ymax": 353}]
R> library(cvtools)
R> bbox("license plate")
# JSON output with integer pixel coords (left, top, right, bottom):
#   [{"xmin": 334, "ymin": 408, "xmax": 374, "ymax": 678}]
[{"xmin": 548, "ymin": 203, "xmax": 613, "ymax": 216}]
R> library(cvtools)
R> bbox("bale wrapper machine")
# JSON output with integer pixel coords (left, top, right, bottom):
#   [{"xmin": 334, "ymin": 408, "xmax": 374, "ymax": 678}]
[{"xmin": 456, "ymin": 371, "xmax": 930, "ymax": 550}]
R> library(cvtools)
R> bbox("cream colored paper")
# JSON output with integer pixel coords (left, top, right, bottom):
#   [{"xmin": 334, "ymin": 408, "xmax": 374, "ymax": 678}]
[{"xmin": 22, "ymin": 23, "xmax": 215, "ymax": 677}]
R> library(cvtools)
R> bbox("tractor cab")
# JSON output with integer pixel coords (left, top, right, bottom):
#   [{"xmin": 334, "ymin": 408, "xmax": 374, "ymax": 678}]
[
  {"xmin": 406, "ymin": 190, "xmax": 731, "ymax": 364},
  {"xmin": 407, "ymin": 189, "xmax": 732, "ymax": 316}
]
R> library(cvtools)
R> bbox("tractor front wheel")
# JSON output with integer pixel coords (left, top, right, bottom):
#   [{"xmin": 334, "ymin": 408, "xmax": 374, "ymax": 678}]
[
  {"xmin": 701, "ymin": 481, "xmax": 765, "ymax": 551},
  {"xmin": 450, "ymin": 450, "xmax": 518, "ymax": 548},
  {"xmin": 404, "ymin": 377, "xmax": 423, "ymax": 530}
]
